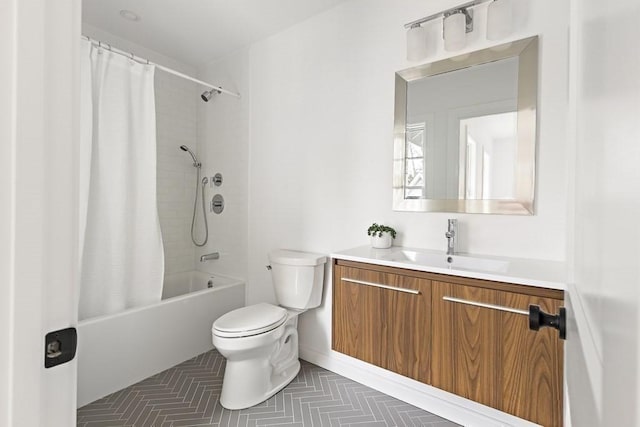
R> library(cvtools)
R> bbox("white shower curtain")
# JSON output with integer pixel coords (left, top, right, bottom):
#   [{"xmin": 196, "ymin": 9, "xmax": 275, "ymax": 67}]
[{"xmin": 79, "ymin": 39, "xmax": 164, "ymax": 320}]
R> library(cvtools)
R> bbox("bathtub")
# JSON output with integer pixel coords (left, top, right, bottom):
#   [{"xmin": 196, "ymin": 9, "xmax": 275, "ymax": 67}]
[{"xmin": 77, "ymin": 271, "xmax": 245, "ymax": 407}]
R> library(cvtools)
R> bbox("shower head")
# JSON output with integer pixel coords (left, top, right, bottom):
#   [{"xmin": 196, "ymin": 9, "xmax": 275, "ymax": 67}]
[
  {"xmin": 201, "ymin": 88, "xmax": 222, "ymax": 102},
  {"xmin": 180, "ymin": 145, "xmax": 201, "ymax": 168},
  {"xmin": 201, "ymin": 91, "xmax": 213, "ymax": 102}
]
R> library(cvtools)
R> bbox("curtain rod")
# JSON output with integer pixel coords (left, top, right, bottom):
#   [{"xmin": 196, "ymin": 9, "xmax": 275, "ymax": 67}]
[{"xmin": 82, "ymin": 35, "xmax": 241, "ymax": 99}]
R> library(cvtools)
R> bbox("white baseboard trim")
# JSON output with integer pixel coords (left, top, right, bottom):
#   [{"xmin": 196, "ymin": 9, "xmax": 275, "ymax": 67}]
[{"xmin": 300, "ymin": 346, "xmax": 540, "ymax": 427}]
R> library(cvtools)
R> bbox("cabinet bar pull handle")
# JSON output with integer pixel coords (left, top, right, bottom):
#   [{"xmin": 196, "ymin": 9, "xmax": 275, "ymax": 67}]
[
  {"xmin": 341, "ymin": 278, "xmax": 420, "ymax": 295},
  {"xmin": 442, "ymin": 296, "xmax": 528, "ymax": 315}
]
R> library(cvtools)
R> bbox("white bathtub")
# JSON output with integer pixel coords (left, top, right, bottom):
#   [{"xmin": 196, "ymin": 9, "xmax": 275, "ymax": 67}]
[{"xmin": 77, "ymin": 271, "xmax": 245, "ymax": 407}]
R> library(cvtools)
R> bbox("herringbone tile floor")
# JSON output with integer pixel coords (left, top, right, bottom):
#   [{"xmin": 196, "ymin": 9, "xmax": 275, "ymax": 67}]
[{"xmin": 77, "ymin": 349, "xmax": 459, "ymax": 427}]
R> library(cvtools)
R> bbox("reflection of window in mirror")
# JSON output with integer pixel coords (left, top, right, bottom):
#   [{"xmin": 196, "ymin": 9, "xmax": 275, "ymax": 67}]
[
  {"xmin": 459, "ymin": 112, "xmax": 517, "ymax": 200},
  {"xmin": 404, "ymin": 123, "xmax": 425, "ymax": 199}
]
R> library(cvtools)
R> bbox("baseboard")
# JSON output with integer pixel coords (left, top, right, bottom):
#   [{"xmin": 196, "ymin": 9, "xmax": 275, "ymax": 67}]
[{"xmin": 299, "ymin": 346, "xmax": 540, "ymax": 427}]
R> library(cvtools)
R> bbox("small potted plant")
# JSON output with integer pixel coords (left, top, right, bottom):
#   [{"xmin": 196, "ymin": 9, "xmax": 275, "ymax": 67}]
[{"xmin": 367, "ymin": 223, "xmax": 397, "ymax": 249}]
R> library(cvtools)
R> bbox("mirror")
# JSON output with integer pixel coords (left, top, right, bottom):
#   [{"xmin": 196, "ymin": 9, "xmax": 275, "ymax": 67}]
[{"xmin": 393, "ymin": 36, "xmax": 538, "ymax": 215}]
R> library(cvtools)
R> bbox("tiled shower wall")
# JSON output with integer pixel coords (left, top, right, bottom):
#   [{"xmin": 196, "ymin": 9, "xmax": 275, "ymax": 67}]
[
  {"xmin": 195, "ymin": 49, "xmax": 249, "ymax": 280},
  {"xmin": 155, "ymin": 71, "xmax": 198, "ymax": 276}
]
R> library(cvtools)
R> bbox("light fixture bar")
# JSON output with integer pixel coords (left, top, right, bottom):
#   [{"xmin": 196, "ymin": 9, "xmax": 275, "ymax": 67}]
[{"xmin": 403, "ymin": 0, "xmax": 492, "ymax": 29}]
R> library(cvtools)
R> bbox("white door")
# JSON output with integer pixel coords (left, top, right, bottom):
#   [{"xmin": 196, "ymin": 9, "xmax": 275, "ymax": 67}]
[
  {"xmin": 567, "ymin": 0, "xmax": 640, "ymax": 426},
  {"xmin": 0, "ymin": 0, "xmax": 80, "ymax": 426}
]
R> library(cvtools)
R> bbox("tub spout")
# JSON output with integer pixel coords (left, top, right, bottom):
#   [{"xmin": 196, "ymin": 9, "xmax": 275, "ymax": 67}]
[{"xmin": 200, "ymin": 252, "xmax": 220, "ymax": 262}]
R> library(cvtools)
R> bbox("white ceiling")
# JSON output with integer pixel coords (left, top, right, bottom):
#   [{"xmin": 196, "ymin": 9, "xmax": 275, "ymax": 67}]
[{"xmin": 82, "ymin": 0, "xmax": 349, "ymax": 66}]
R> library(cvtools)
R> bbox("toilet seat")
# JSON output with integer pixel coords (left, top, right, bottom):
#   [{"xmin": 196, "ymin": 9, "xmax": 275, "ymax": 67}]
[{"xmin": 213, "ymin": 303, "xmax": 287, "ymax": 338}]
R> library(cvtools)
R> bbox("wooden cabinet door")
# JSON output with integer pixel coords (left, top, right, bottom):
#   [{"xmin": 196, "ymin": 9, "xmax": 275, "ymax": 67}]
[
  {"xmin": 381, "ymin": 273, "xmax": 431, "ymax": 383},
  {"xmin": 498, "ymin": 291, "xmax": 564, "ymax": 427},
  {"xmin": 332, "ymin": 264, "xmax": 381, "ymax": 366},
  {"xmin": 432, "ymin": 281, "xmax": 564, "ymax": 427},
  {"xmin": 431, "ymin": 281, "xmax": 500, "ymax": 408},
  {"xmin": 333, "ymin": 263, "xmax": 431, "ymax": 384}
]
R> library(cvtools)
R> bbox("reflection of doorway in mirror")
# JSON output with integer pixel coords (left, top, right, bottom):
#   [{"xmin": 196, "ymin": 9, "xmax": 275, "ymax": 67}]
[
  {"xmin": 404, "ymin": 123, "xmax": 426, "ymax": 199},
  {"xmin": 459, "ymin": 111, "xmax": 517, "ymax": 200},
  {"xmin": 465, "ymin": 136, "xmax": 478, "ymax": 199},
  {"xmin": 482, "ymin": 150, "xmax": 491, "ymax": 198}
]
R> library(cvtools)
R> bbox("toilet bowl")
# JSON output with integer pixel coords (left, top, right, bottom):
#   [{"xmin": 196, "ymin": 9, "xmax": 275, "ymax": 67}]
[
  {"xmin": 211, "ymin": 249, "xmax": 326, "ymax": 410},
  {"xmin": 212, "ymin": 303, "xmax": 301, "ymax": 410}
]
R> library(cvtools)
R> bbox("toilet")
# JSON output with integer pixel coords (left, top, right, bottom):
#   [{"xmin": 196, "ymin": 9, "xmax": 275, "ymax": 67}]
[{"xmin": 211, "ymin": 249, "xmax": 326, "ymax": 410}]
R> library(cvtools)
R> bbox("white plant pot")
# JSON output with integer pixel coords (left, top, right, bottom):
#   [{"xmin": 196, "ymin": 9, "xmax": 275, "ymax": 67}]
[{"xmin": 370, "ymin": 232, "xmax": 393, "ymax": 249}]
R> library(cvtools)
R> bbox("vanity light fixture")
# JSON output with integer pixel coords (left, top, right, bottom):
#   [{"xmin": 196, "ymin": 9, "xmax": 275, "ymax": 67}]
[
  {"xmin": 406, "ymin": 24, "xmax": 430, "ymax": 61},
  {"xmin": 443, "ymin": 9, "xmax": 471, "ymax": 52},
  {"xmin": 405, "ymin": 0, "xmax": 513, "ymax": 60}
]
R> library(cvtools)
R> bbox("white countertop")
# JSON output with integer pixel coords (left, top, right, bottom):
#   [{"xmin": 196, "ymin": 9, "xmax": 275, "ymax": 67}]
[{"xmin": 331, "ymin": 246, "xmax": 567, "ymax": 291}]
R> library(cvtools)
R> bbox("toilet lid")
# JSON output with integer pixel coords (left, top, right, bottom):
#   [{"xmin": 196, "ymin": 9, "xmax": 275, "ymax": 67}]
[{"xmin": 213, "ymin": 303, "xmax": 288, "ymax": 338}]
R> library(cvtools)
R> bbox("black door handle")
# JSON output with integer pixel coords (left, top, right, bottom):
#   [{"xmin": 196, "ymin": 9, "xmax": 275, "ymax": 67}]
[
  {"xmin": 529, "ymin": 305, "xmax": 566, "ymax": 340},
  {"xmin": 44, "ymin": 327, "xmax": 77, "ymax": 368}
]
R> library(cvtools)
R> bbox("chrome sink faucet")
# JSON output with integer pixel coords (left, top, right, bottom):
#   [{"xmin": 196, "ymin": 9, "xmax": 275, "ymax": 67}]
[{"xmin": 445, "ymin": 219, "xmax": 457, "ymax": 255}]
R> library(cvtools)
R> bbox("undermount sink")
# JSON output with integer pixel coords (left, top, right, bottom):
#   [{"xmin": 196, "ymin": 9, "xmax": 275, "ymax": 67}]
[
  {"xmin": 444, "ymin": 254, "xmax": 509, "ymax": 273},
  {"xmin": 383, "ymin": 248, "xmax": 509, "ymax": 274}
]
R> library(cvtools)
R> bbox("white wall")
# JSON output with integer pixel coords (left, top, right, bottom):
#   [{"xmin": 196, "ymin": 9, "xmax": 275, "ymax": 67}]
[
  {"xmin": 83, "ymin": 25, "xmax": 199, "ymax": 277},
  {"xmin": 565, "ymin": 0, "xmax": 640, "ymax": 425},
  {"xmin": 155, "ymin": 71, "xmax": 198, "ymax": 275},
  {"xmin": 195, "ymin": 49, "xmax": 250, "ymax": 280},
  {"xmin": 244, "ymin": 0, "xmax": 569, "ymax": 357}
]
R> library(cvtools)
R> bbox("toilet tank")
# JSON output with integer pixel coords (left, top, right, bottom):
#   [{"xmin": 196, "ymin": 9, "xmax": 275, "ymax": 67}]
[{"xmin": 268, "ymin": 249, "xmax": 327, "ymax": 310}]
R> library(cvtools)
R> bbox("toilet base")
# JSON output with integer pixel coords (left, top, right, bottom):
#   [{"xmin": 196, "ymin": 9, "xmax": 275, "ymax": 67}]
[
  {"xmin": 217, "ymin": 320, "xmax": 301, "ymax": 410},
  {"xmin": 220, "ymin": 357, "xmax": 300, "ymax": 410}
]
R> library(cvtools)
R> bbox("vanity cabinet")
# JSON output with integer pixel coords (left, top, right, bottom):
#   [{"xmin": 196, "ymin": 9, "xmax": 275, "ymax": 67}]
[
  {"xmin": 333, "ymin": 261, "xmax": 431, "ymax": 383},
  {"xmin": 332, "ymin": 259, "xmax": 564, "ymax": 427},
  {"xmin": 432, "ymin": 280, "xmax": 564, "ymax": 427}
]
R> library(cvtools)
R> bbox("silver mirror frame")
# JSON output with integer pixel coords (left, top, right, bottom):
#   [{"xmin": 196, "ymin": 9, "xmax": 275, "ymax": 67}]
[{"xmin": 393, "ymin": 36, "xmax": 538, "ymax": 215}]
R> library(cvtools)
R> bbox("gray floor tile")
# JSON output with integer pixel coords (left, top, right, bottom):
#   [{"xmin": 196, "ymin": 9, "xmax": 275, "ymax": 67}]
[{"xmin": 77, "ymin": 349, "xmax": 459, "ymax": 427}]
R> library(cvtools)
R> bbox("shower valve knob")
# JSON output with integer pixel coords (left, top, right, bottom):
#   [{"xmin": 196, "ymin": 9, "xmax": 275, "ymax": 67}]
[{"xmin": 211, "ymin": 194, "xmax": 224, "ymax": 214}]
